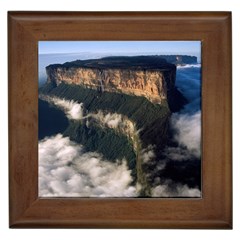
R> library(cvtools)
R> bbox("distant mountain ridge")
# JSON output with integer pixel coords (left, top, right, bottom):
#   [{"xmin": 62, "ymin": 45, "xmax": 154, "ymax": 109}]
[{"xmin": 46, "ymin": 55, "xmax": 197, "ymax": 69}]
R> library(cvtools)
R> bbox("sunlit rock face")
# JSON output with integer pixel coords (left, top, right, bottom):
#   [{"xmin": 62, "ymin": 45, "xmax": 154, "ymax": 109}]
[{"xmin": 46, "ymin": 56, "xmax": 176, "ymax": 103}]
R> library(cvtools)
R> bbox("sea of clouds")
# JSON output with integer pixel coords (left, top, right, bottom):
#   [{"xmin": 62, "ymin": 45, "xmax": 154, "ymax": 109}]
[
  {"xmin": 171, "ymin": 64, "xmax": 201, "ymax": 157},
  {"xmin": 150, "ymin": 64, "xmax": 202, "ymax": 197},
  {"xmin": 39, "ymin": 134, "xmax": 137, "ymax": 197},
  {"xmin": 162, "ymin": 64, "xmax": 202, "ymax": 161}
]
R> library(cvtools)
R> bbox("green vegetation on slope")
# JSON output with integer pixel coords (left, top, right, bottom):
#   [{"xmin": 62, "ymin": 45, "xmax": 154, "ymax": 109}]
[
  {"xmin": 40, "ymin": 82, "xmax": 171, "ymax": 151},
  {"xmin": 39, "ymin": 82, "xmax": 171, "ymax": 194}
]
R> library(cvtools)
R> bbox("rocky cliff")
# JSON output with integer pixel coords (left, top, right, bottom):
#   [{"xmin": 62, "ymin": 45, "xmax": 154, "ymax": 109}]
[
  {"xmin": 41, "ymin": 56, "xmax": 189, "ymax": 196},
  {"xmin": 46, "ymin": 56, "xmax": 176, "ymax": 104}
]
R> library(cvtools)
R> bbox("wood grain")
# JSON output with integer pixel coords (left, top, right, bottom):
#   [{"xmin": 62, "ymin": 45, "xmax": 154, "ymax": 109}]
[{"xmin": 8, "ymin": 12, "xmax": 232, "ymax": 229}]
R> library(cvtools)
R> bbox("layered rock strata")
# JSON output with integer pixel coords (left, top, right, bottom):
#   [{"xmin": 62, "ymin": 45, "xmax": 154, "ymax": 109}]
[{"xmin": 46, "ymin": 56, "xmax": 176, "ymax": 104}]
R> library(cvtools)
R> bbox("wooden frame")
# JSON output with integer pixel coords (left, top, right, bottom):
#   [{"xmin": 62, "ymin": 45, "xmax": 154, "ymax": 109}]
[{"xmin": 8, "ymin": 12, "xmax": 232, "ymax": 229}]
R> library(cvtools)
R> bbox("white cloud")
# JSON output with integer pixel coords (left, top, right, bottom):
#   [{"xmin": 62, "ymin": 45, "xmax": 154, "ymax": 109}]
[
  {"xmin": 94, "ymin": 111, "xmax": 122, "ymax": 128},
  {"xmin": 152, "ymin": 181, "xmax": 201, "ymax": 197},
  {"xmin": 40, "ymin": 95, "xmax": 84, "ymax": 120},
  {"xmin": 171, "ymin": 111, "xmax": 201, "ymax": 158},
  {"xmin": 90, "ymin": 111, "xmax": 134, "ymax": 132},
  {"xmin": 177, "ymin": 63, "xmax": 201, "ymax": 69},
  {"xmin": 141, "ymin": 145, "xmax": 155, "ymax": 163},
  {"xmin": 163, "ymin": 146, "xmax": 197, "ymax": 161},
  {"xmin": 39, "ymin": 134, "xmax": 137, "ymax": 197}
]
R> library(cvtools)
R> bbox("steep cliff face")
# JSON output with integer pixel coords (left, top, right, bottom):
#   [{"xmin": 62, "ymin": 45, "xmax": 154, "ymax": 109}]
[{"xmin": 46, "ymin": 56, "xmax": 176, "ymax": 103}]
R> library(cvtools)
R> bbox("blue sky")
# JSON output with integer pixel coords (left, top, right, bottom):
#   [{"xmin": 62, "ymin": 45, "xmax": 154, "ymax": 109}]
[{"xmin": 39, "ymin": 41, "xmax": 201, "ymax": 57}]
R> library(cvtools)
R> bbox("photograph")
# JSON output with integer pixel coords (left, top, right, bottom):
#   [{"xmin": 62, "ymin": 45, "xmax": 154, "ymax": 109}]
[{"xmin": 38, "ymin": 41, "xmax": 202, "ymax": 198}]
